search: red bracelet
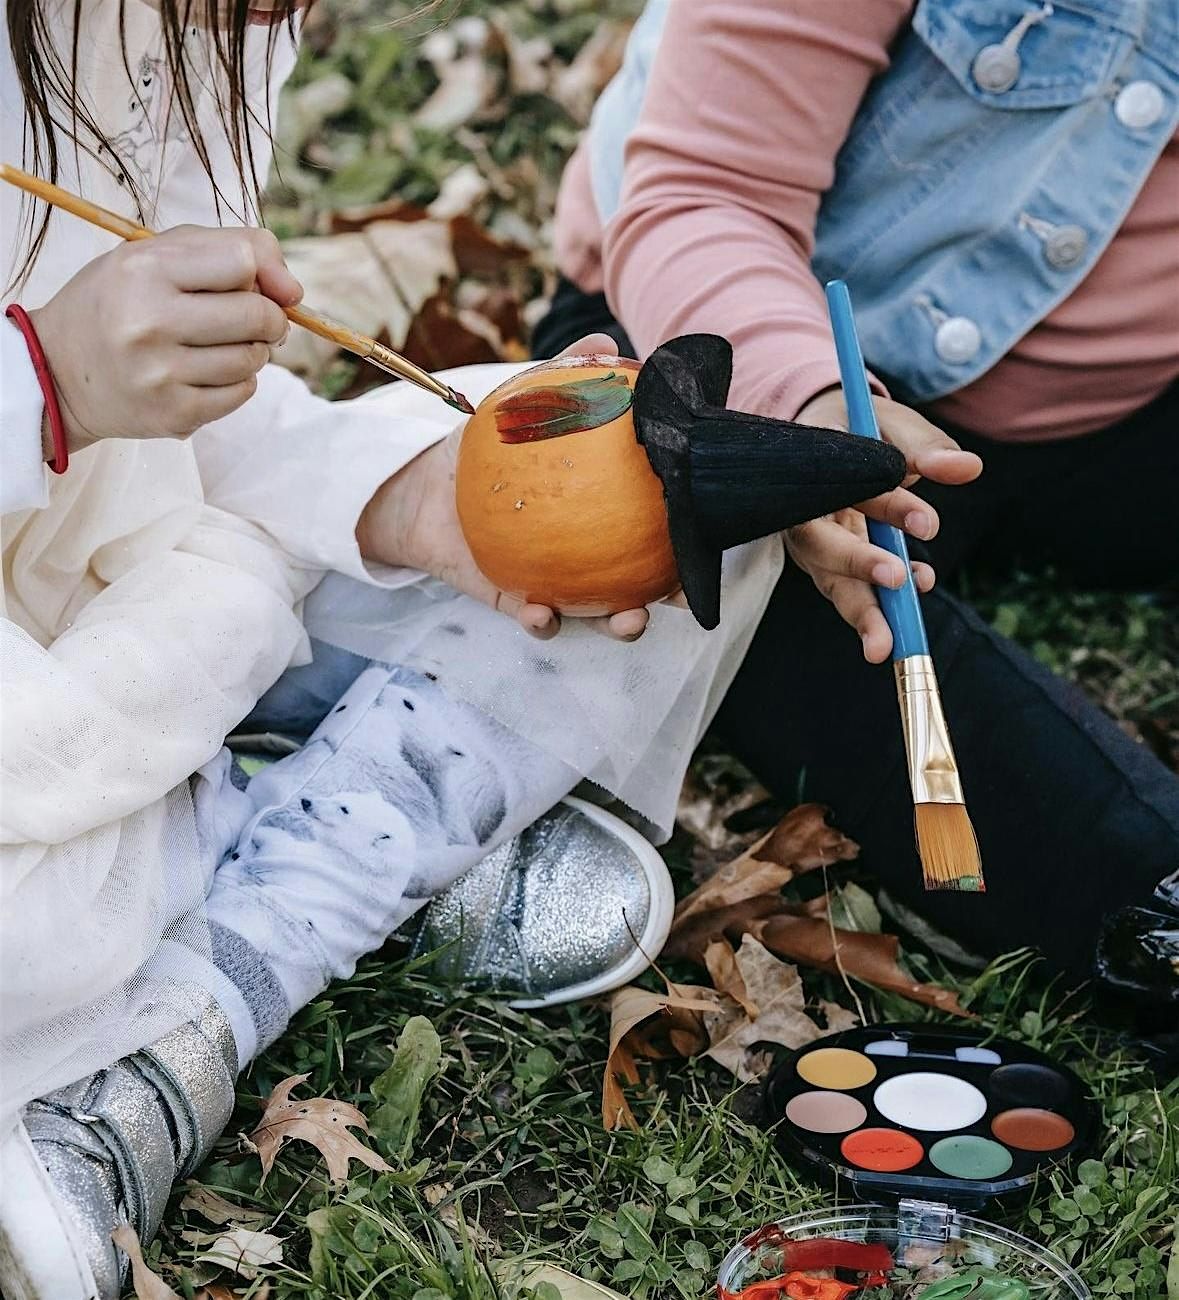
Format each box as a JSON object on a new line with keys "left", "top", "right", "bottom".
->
{"left": 5, "top": 303, "right": 68, "bottom": 474}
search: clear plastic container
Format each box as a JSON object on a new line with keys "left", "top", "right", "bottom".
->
{"left": 716, "top": 1202, "right": 1090, "bottom": 1297}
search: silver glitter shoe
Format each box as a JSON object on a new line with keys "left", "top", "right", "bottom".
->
{"left": 0, "top": 1000, "right": 237, "bottom": 1300}
{"left": 415, "top": 796, "right": 675, "bottom": 1008}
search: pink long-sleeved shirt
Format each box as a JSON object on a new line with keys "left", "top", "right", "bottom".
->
{"left": 555, "top": 1, "right": 1179, "bottom": 442}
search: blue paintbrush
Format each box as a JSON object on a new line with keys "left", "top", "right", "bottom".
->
{"left": 825, "top": 279, "right": 983, "bottom": 893}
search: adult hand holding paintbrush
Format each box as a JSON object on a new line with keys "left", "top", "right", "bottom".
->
{"left": 0, "top": 161, "right": 471, "bottom": 460}
{"left": 822, "top": 280, "right": 984, "bottom": 893}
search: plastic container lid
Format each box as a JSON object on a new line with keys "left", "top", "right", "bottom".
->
{"left": 716, "top": 1202, "right": 1090, "bottom": 1297}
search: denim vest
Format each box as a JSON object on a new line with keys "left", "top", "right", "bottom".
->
{"left": 587, "top": 0, "right": 1179, "bottom": 402}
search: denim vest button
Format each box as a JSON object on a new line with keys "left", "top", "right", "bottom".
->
{"left": 1115, "top": 81, "right": 1166, "bottom": 129}
{"left": 1044, "top": 225, "right": 1088, "bottom": 268}
{"left": 935, "top": 317, "right": 982, "bottom": 364}
{"left": 972, "top": 45, "right": 1021, "bottom": 94}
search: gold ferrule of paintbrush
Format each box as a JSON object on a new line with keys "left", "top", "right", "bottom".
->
{"left": 893, "top": 655, "right": 965, "bottom": 805}
{"left": 364, "top": 339, "right": 460, "bottom": 405}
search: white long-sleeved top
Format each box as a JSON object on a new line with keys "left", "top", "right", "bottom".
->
{"left": 0, "top": 0, "right": 455, "bottom": 1118}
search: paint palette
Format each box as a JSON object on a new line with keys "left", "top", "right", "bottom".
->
{"left": 764, "top": 1024, "right": 1096, "bottom": 1209}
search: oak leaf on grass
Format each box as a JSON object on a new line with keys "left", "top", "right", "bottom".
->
{"left": 702, "top": 936, "right": 860, "bottom": 1081}
{"left": 245, "top": 1073, "right": 394, "bottom": 1184}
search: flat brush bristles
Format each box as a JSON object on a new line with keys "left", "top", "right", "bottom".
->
{"left": 893, "top": 656, "right": 985, "bottom": 893}
{"left": 915, "top": 802, "right": 984, "bottom": 893}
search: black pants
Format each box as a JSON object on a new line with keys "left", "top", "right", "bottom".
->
{"left": 534, "top": 281, "right": 1179, "bottom": 988}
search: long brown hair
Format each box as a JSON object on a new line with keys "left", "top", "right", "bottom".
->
{"left": 6, "top": 0, "right": 446, "bottom": 278}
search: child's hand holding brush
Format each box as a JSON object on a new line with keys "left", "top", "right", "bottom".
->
{"left": 29, "top": 225, "right": 302, "bottom": 454}
{"left": 785, "top": 387, "right": 982, "bottom": 663}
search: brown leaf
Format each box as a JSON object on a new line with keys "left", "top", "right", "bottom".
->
{"left": 663, "top": 894, "right": 787, "bottom": 965}
{"left": 702, "top": 936, "right": 854, "bottom": 1081}
{"left": 180, "top": 1183, "right": 271, "bottom": 1228}
{"left": 111, "top": 1225, "right": 182, "bottom": 1300}
{"left": 449, "top": 213, "right": 531, "bottom": 277}
{"left": 603, "top": 985, "right": 719, "bottom": 1131}
{"left": 328, "top": 197, "right": 426, "bottom": 233}
{"left": 704, "top": 939, "right": 758, "bottom": 1017}
{"left": 245, "top": 1074, "right": 394, "bottom": 1184}
{"left": 757, "top": 803, "right": 861, "bottom": 872}
{"left": 274, "top": 221, "right": 456, "bottom": 383}
{"left": 750, "top": 914, "right": 970, "bottom": 1017}
{"left": 672, "top": 805, "right": 858, "bottom": 931}
{"left": 401, "top": 290, "right": 503, "bottom": 373}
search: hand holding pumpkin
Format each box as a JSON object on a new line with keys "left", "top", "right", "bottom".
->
{"left": 356, "top": 334, "right": 654, "bottom": 642}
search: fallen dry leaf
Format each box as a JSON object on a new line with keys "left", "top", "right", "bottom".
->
{"left": 702, "top": 936, "right": 859, "bottom": 1081}
{"left": 274, "top": 222, "right": 455, "bottom": 382}
{"left": 488, "top": 17, "right": 552, "bottom": 97}
{"left": 111, "top": 1224, "right": 182, "bottom": 1300}
{"left": 665, "top": 803, "right": 967, "bottom": 1017}
{"left": 416, "top": 54, "right": 499, "bottom": 131}
{"left": 673, "top": 804, "right": 859, "bottom": 930}
{"left": 427, "top": 162, "right": 490, "bottom": 221}
{"left": 750, "top": 913, "right": 970, "bottom": 1017}
{"left": 195, "top": 1228, "right": 283, "bottom": 1280}
{"left": 180, "top": 1184, "right": 271, "bottom": 1229}
{"left": 422, "top": 1180, "right": 497, "bottom": 1250}
{"left": 704, "top": 938, "right": 757, "bottom": 1017}
{"left": 664, "top": 894, "right": 786, "bottom": 965}
{"left": 676, "top": 753, "right": 773, "bottom": 880}
{"left": 551, "top": 21, "right": 632, "bottom": 124}
{"left": 603, "top": 984, "right": 719, "bottom": 1131}
{"left": 246, "top": 1073, "right": 394, "bottom": 1184}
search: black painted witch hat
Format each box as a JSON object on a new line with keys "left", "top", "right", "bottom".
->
{"left": 633, "top": 334, "right": 906, "bottom": 630}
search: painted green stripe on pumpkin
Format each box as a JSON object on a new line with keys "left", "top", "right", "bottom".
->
{"left": 496, "top": 373, "right": 633, "bottom": 443}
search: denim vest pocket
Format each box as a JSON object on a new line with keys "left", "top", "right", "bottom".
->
{"left": 913, "top": 0, "right": 1131, "bottom": 109}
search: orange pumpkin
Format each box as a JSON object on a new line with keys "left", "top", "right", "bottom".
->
{"left": 455, "top": 355, "right": 681, "bottom": 616}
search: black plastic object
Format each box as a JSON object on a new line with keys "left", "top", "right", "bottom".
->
{"left": 632, "top": 334, "right": 907, "bottom": 629}
{"left": 1094, "top": 870, "right": 1179, "bottom": 1074}
{"left": 764, "top": 1023, "right": 1097, "bottom": 1212}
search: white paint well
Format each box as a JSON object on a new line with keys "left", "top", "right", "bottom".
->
{"left": 873, "top": 1071, "right": 988, "bottom": 1132}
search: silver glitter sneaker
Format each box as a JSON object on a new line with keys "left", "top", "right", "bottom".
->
{"left": 0, "top": 1000, "right": 237, "bottom": 1300}
{"left": 415, "top": 797, "right": 675, "bottom": 1008}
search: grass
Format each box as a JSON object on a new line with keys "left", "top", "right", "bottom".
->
{"left": 154, "top": 938, "right": 1176, "bottom": 1297}
{"left": 147, "top": 0, "right": 1177, "bottom": 1293}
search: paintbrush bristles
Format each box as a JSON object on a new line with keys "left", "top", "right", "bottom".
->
{"left": 915, "top": 802, "right": 984, "bottom": 893}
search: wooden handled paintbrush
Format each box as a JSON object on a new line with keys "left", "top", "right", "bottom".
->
{"left": 825, "top": 279, "right": 983, "bottom": 893}
{"left": 0, "top": 162, "right": 474, "bottom": 416}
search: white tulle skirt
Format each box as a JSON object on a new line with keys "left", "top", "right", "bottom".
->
{"left": 304, "top": 365, "right": 784, "bottom": 841}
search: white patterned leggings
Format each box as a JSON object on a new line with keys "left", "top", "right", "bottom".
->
{"left": 199, "top": 643, "right": 576, "bottom": 1063}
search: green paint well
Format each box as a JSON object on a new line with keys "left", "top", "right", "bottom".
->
{"left": 928, "top": 1134, "right": 1014, "bottom": 1180}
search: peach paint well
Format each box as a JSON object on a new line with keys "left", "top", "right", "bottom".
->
{"left": 784, "top": 1091, "right": 868, "bottom": 1135}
